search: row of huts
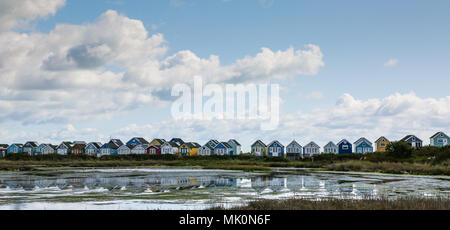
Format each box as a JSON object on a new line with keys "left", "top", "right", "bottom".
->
{"left": 0, "top": 138, "right": 242, "bottom": 158}
{"left": 0, "top": 132, "right": 449, "bottom": 158}
{"left": 251, "top": 132, "right": 449, "bottom": 158}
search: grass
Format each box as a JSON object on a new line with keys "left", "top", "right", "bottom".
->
{"left": 0, "top": 157, "right": 449, "bottom": 176}
{"left": 0, "top": 150, "right": 449, "bottom": 176}
{"left": 0, "top": 158, "right": 327, "bottom": 173}
{"left": 211, "top": 197, "right": 450, "bottom": 210}
{"left": 324, "top": 160, "right": 450, "bottom": 176}
{"left": 0, "top": 154, "right": 321, "bottom": 172}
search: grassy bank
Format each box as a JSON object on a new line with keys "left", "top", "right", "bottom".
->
{"left": 0, "top": 156, "right": 316, "bottom": 172}
{"left": 211, "top": 198, "right": 450, "bottom": 210}
{"left": 0, "top": 146, "right": 449, "bottom": 176}
{"left": 0, "top": 158, "right": 448, "bottom": 176}
{"left": 324, "top": 160, "right": 450, "bottom": 176}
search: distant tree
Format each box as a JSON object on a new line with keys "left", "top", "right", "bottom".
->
{"left": 386, "top": 141, "right": 413, "bottom": 158}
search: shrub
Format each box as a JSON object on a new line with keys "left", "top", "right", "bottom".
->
{"left": 5, "top": 153, "right": 98, "bottom": 161}
{"left": 422, "top": 145, "right": 450, "bottom": 164}
{"left": 386, "top": 141, "right": 413, "bottom": 158}
{"left": 263, "top": 156, "right": 289, "bottom": 162}
{"left": 5, "top": 153, "right": 33, "bottom": 161}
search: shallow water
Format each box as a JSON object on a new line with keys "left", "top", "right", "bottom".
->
{"left": 0, "top": 168, "right": 448, "bottom": 210}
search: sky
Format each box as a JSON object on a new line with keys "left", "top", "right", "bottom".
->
{"left": 0, "top": 0, "right": 449, "bottom": 151}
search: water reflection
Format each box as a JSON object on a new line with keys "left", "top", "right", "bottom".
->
{"left": 0, "top": 168, "right": 448, "bottom": 210}
{"left": 0, "top": 175, "right": 241, "bottom": 192}
{"left": 0, "top": 173, "right": 444, "bottom": 197}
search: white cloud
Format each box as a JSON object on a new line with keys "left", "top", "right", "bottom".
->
{"left": 1, "top": 124, "right": 102, "bottom": 144}
{"left": 5, "top": 92, "right": 449, "bottom": 151}
{"left": 109, "top": 92, "right": 450, "bottom": 152}
{"left": 0, "top": 0, "right": 65, "bottom": 31}
{"left": 384, "top": 58, "right": 399, "bottom": 67}
{"left": 231, "top": 45, "right": 324, "bottom": 82}
{"left": 0, "top": 10, "right": 324, "bottom": 125}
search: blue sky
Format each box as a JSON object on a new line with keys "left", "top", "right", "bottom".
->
{"left": 35, "top": 0, "right": 450, "bottom": 100}
{"left": 1, "top": 0, "right": 450, "bottom": 151}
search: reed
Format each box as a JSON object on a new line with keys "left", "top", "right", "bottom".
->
{"left": 211, "top": 197, "right": 450, "bottom": 210}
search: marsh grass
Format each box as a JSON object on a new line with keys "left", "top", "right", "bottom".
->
{"left": 0, "top": 154, "right": 320, "bottom": 172}
{"left": 1, "top": 150, "right": 449, "bottom": 175}
{"left": 211, "top": 197, "right": 450, "bottom": 210}
{"left": 326, "top": 161, "right": 450, "bottom": 176}
{"left": 1, "top": 158, "right": 449, "bottom": 175}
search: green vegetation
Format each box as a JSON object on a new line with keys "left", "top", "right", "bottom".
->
{"left": 324, "top": 161, "right": 450, "bottom": 176}
{"left": 0, "top": 154, "right": 302, "bottom": 172}
{"left": 386, "top": 141, "right": 413, "bottom": 158}
{"left": 0, "top": 145, "right": 449, "bottom": 175}
{"left": 211, "top": 197, "right": 450, "bottom": 210}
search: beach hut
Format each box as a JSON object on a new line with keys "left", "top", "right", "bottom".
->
{"left": 354, "top": 137, "right": 374, "bottom": 154}
{"left": 430, "top": 132, "right": 450, "bottom": 147}
{"left": 400, "top": 135, "right": 423, "bottom": 148}
{"left": 227, "top": 139, "right": 242, "bottom": 155}
{"left": 303, "top": 142, "right": 320, "bottom": 157}
{"left": 323, "top": 141, "right": 338, "bottom": 154}
{"left": 267, "top": 141, "right": 285, "bottom": 157}
{"left": 375, "top": 136, "right": 390, "bottom": 152}
{"left": 251, "top": 140, "right": 267, "bottom": 156}
{"left": 337, "top": 139, "right": 352, "bottom": 154}
{"left": 286, "top": 140, "right": 302, "bottom": 160}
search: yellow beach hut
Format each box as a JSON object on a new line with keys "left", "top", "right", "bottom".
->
{"left": 375, "top": 136, "right": 390, "bottom": 152}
